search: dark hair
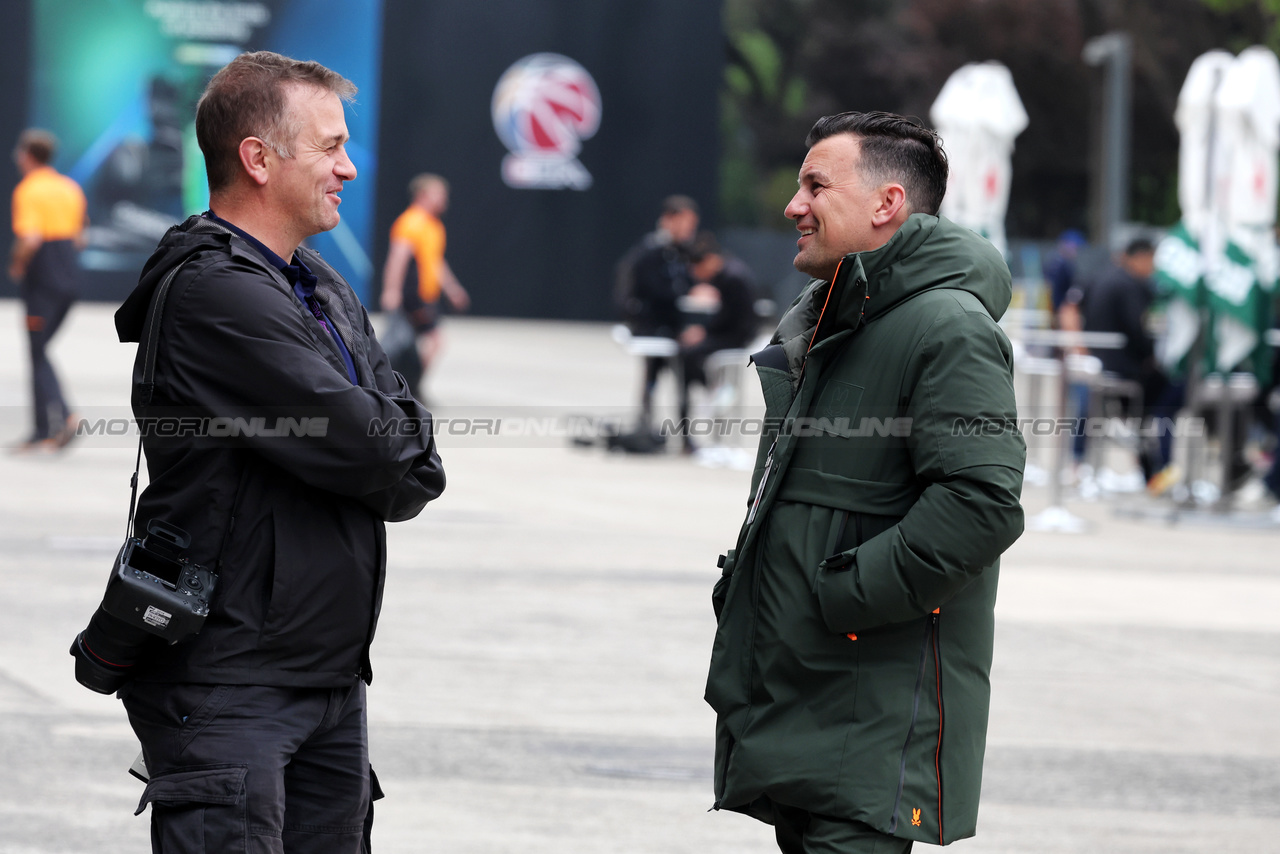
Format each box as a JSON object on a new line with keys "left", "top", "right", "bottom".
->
{"left": 661, "top": 194, "right": 699, "bottom": 216}
{"left": 196, "top": 51, "right": 356, "bottom": 192}
{"left": 805, "top": 111, "right": 949, "bottom": 216}
{"left": 688, "top": 230, "right": 721, "bottom": 262}
{"left": 16, "top": 129, "right": 57, "bottom": 165}
{"left": 1123, "top": 237, "right": 1155, "bottom": 256}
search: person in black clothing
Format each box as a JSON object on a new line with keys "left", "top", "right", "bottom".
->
{"left": 678, "top": 231, "right": 759, "bottom": 445}
{"left": 1044, "top": 229, "right": 1086, "bottom": 314}
{"left": 616, "top": 195, "right": 700, "bottom": 421}
{"left": 1070, "top": 237, "right": 1177, "bottom": 481}
{"left": 72, "top": 52, "right": 444, "bottom": 853}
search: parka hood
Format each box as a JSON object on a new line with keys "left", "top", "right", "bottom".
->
{"left": 859, "top": 213, "right": 1012, "bottom": 323}
{"left": 768, "top": 215, "right": 1012, "bottom": 381}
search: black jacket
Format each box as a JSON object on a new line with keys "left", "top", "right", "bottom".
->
{"left": 617, "top": 232, "right": 691, "bottom": 337}
{"left": 114, "top": 215, "right": 445, "bottom": 688}
{"left": 1079, "top": 263, "right": 1156, "bottom": 378}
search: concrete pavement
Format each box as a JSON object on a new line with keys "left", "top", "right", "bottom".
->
{"left": 0, "top": 300, "right": 1277, "bottom": 853}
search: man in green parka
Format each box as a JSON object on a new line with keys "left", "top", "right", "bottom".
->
{"left": 705, "top": 111, "right": 1026, "bottom": 853}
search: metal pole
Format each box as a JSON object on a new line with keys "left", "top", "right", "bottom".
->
{"left": 1084, "top": 33, "right": 1134, "bottom": 249}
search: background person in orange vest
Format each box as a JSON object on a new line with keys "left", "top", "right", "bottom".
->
{"left": 9, "top": 129, "right": 86, "bottom": 452}
{"left": 380, "top": 173, "right": 469, "bottom": 398}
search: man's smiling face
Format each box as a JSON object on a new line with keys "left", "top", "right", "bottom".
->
{"left": 784, "top": 134, "right": 884, "bottom": 282}
{"left": 270, "top": 83, "right": 356, "bottom": 243}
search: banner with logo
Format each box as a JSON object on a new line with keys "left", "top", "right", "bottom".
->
{"left": 1153, "top": 221, "right": 1204, "bottom": 374}
{"left": 492, "top": 53, "right": 601, "bottom": 191}
{"left": 1208, "top": 228, "right": 1276, "bottom": 383}
{"left": 23, "top": 0, "right": 382, "bottom": 302}
{"left": 376, "top": 0, "right": 721, "bottom": 321}
{"left": 1161, "top": 47, "right": 1280, "bottom": 386}
{"left": 1154, "top": 220, "right": 1275, "bottom": 385}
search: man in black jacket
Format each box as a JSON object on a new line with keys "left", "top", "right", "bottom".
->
{"left": 1069, "top": 237, "right": 1175, "bottom": 481}
{"left": 74, "top": 52, "right": 445, "bottom": 852}
{"left": 616, "top": 195, "right": 700, "bottom": 423}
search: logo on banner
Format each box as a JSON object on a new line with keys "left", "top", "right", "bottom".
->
{"left": 491, "top": 53, "right": 601, "bottom": 191}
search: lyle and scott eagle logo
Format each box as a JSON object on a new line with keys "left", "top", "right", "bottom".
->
{"left": 911, "top": 808, "right": 923, "bottom": 827}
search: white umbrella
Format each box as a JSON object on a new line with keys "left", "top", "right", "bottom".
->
{"left": 1156, "top": 50, "right": 1234, "bottom": 370}
{"left": 1173, "top": 50, "right": 1234, "bottom": 241}
{"left": 1156, "top": 47, "right": 1280, "bottom": 374}
{"left": 930, "top": 62, "right": 1029, "bottom": 256}
{"left": 1209, "top": 46, "right": 1280, "bottom": 372}
{"left": 1217, "top": 46, "right": 1280, "bottom": 228}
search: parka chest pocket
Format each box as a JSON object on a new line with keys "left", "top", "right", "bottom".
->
{"left": 810, "top": 381, "right": 864, "bottom": 437}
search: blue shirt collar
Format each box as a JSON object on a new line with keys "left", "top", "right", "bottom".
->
{"left": 203, "top": 210, "right": 359, "bottom": 385}
{"left": 204, "top": 211, "right": 319, "bottom": 295}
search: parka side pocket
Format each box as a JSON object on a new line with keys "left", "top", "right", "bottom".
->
{"left": 813, "top": 550, "right": 861, "bottom": 633}
{"left": 712, "top": 550, "right": 736, "bottom": 620}
{"left": 812, "top": 510, "right": 853, "bottom": 596}
{"left": 136, "top": 764, "right": 249, "bottom": 853}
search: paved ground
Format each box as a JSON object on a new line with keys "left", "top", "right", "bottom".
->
{"left": 0, "top": 300, "right": 1277, "bottom": 853}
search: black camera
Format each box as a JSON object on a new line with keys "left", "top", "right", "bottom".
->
{"left": 103, "top": 520, "right": 216, "bottom": 641}
{"left": 70, "top": 520, "right": 218, "bottom": 694}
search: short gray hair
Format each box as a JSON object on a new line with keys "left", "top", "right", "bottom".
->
{"left": 196, "top": 50, "right": 356, "bottom": 192}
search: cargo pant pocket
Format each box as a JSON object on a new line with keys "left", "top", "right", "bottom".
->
{"left": 135, "top": 764, "right": 249, "bottom": 853}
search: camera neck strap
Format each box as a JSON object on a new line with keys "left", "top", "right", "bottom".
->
{"left": 126, "top": 258, "right": 190, "bottom": 541}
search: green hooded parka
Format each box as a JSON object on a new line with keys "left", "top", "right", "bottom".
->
{"left": 705, "top": 214, "right": 1026, "bottom": 846}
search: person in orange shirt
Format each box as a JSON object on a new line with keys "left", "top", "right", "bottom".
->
{"left": 10, "top": 129, "right": 87, "bottom": 451}
{"left": 380, "top": 174, "right": 469, "bottom": 397}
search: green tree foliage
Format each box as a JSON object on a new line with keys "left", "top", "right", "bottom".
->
{"left": 721, "top": 0, "right": 819, "bottom": 228}
{"left": 1199, "top": 0, "right": 1280, "bottom": 52}
{"left": 721, "top": 0, "right": 1274, "bottom": 237}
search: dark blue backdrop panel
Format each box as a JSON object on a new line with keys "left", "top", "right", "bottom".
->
{"left": 377, "top": 0, "right": 722, "bottom": 321}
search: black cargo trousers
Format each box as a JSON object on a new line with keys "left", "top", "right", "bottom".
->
{"left": 120, "top": 681, "right": 382, "bottom": 853}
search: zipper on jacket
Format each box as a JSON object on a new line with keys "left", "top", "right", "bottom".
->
{"left": 746, "top": 438, "right": 777, "bottom": 525}
{"left": 737, "top": 511, "right": 775, "bottom": 743}
{"left": 888, "top": 613, "right": 937, "bottom": 833}
{"left": 213, "top": 461, "right": 252, "bottom": 572}
{"left": 931, "top": 612, "right": 945, "bottom": 844}
{"left": 711, "top": 737, "right": 735, "bottom": 811}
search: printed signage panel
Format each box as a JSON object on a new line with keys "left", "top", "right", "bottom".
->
{"left": 377, "top": 0, "right": 721, "bottom": 321}
{"left": 27, "top": 0, "right": 383, "bottom": 302}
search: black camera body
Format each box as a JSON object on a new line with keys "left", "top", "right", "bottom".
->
{"left": 71, "top": 520, "right": 218, "bottom": 694}
{"left": 102, "top": 521, "right": 217, "bottom": 642}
